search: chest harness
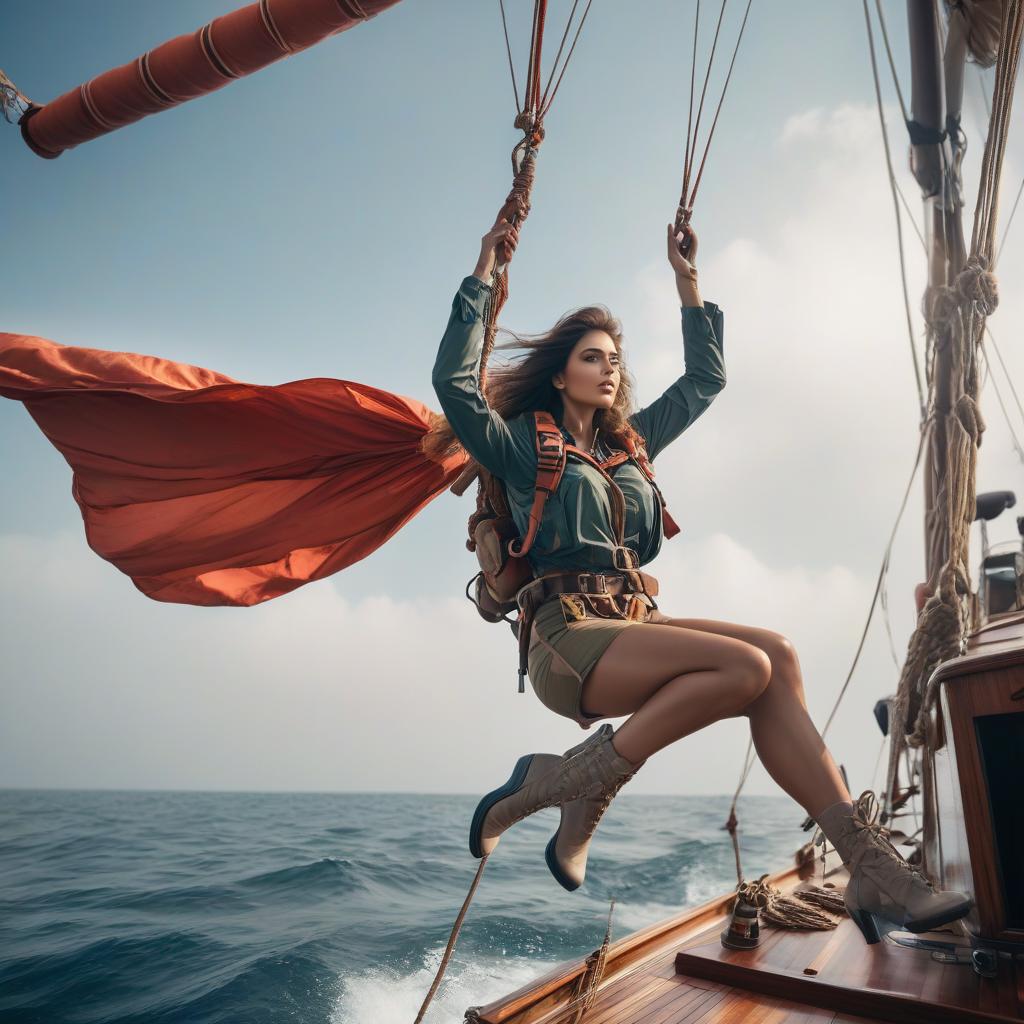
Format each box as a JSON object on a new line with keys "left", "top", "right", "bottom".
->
{"left": 466, "top": 410, "right": 681, "bottom": 690}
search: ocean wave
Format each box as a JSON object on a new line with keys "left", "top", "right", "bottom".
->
{"left": 0, "top": 790, "right": 803, "bottom": 1023}
{"left": 332, "top": 945, "right": 554, "bottom": 1024}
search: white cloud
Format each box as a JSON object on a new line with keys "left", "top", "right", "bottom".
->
{"left": 5, "top": 101, "right": 1024, "bottom": 806}
{"left": 0, "top": 526, "right": 890, "bottom": 800}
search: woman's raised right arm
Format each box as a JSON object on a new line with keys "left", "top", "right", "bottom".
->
{"left": 431, "top": 273, "right": 536, "bottom": 490}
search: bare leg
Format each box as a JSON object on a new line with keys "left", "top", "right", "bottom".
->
{"left": 581, "top": 612, "right": 850, "bottom": 819}
{"left": 580, "top": 621, "right": 773, "bottom": 762}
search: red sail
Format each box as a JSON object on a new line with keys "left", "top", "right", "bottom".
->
{"left": 20, "top": 0, "right": 403, "bottom": 159}
{"left": 0, "top": 332, "right": 468, "bottom": 606}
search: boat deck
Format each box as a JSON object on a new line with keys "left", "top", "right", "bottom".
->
{"left": 466, "top": 865, "right": 1023, "bottom": 1024}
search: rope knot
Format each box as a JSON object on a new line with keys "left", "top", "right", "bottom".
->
{"left": 513, "top": 112, "right": 545, "bottom": 145}
{"left": 955, "top": 256, "right": 998, "bottom": 314}
{"left": 922, "top": 284, "right": 959, "bottom": 328}
{"left": 954, "top": 392, "right": 984, "bottom": 443}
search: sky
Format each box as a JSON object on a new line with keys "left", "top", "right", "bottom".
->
{"left": 2, "top": 1, "right": 1023, "bottom": 807}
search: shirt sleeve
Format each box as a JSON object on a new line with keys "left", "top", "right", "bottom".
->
{"left": 431, "top": 275, "right": 537, "bottom": 490}
{"left": 628, "top": 300, "right": 726, "bottom": 462}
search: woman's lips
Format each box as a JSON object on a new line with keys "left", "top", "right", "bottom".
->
{"left": 599, "top": 383, "right": 615, "bottom": 392}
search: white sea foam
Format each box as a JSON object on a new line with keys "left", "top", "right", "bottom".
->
{"left": 681, "top": 865, "right": 727, "bottom": 908}
{"left": 331, "top": 946, "right": 558, "bottom": 1024}
{"left": 612, "top": 900, "right": 686, "bottom": 932}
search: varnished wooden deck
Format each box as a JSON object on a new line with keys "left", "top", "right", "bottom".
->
{"left": 465, "top": 863, "right": 1023, "bottom": 1024}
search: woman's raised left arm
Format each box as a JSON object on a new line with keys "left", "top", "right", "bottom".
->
{"left": 628, "top": 223, "right": 726, "bottom": 461}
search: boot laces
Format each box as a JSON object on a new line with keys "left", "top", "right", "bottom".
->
{"left": 579, "top": 771, "right": 636, "bottom": 837}
{"left": 518, "top": 736, "right": 608, "bottom": 817}
{"left": 850, "top": 791, "right": 933, "bottom": 890}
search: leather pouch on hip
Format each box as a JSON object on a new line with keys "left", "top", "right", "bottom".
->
{"left": 558, "top": 592, "right": 649, "bottom": 626}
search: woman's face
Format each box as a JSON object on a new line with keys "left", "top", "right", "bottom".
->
{"left": 553, "top": 329, "right": 621, "bottom": 408}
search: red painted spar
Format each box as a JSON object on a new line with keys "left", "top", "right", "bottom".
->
{"left": 19, "top": 0, "right": 403, "bottom": 159}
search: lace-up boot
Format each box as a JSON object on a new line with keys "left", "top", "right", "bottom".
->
{"left": 469, "top": 726, "right": 638, "bottom": 859}
{"left": 544, "top": 724, "right": 645, "bottom": 890}
{"left": 814, "top": 792, "right": 972, "bottom": 944}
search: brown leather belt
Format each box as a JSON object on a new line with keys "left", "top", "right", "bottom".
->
{"left": 513, "top": 569, "right": 660, "bottom": 692}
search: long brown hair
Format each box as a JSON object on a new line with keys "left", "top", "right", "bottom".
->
{"left": 421, "top": 305, "right": 643, "bottom": 550}
{"left": 422, "top": 304, "right": 642, "bottom": 461}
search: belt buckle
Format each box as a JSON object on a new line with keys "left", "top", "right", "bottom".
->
{"left": 611, "top": 546, "right": 639, "bottom": 571}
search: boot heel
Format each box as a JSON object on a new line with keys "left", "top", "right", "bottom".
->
{"left": 469, "top": 754, "right": 536, "bottom": 858}
{"left": 849, "top": 907, "right": 882, "bottom": 945}
{"left": 544, "top": 828, "right": 579, "bottom": 892}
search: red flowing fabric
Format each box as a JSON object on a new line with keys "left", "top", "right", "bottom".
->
{"left": 0, "top": 333, "right": 468, "bottom": 606}
{"left": 21, "top": 0, "right": 404, "bottom": 159}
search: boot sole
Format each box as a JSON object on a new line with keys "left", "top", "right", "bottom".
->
{"left": 469, "top": 754, "right": 536, "bottom": 859}
{"left": 544, "top": 827, "right": 581, "bottom": 892}
{"left": 849, "top": 897, "right": 974, "bottom": 944}
{"left": 903, "top": 896, "right": 974, "bottom": 934}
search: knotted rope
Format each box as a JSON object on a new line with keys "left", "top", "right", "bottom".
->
{"left": 734, "top": 875, "right": 845, "bottom": 931}
{"left": 422, "top": 0, "right": 594, "bottom": 485}
{"left": 884, "top": 0, "right": 1022, "bottom": 831}
{"left": 562, "top": 900, "right": 615, "bottom": 1024}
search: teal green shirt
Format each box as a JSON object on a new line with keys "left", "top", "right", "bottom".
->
{"left": 431, "top": 275, "right": 725, "bottom": 576}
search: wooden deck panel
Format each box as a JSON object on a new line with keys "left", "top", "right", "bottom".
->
{"left": 465, "top": 858, "right": 1023, "bottom": 1024}
{"left": 469, "top": 864, "right": 874, "bottom": 1024}
{"left": 516, "top": 923, "right": 888, "bottom": 1024}
{"left": 673, "top": 900, "right": 1023, "bottom": 1024}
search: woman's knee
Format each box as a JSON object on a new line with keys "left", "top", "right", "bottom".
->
{"left": 759, "top": 630, "right": 806, "bottom": 702}
{"left": 729, "top": 646, "right": 772, "bottom": 710}
{"left": 761, "top": 630, "right": 799, "bottom": 675}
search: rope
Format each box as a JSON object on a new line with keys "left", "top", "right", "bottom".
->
{"left": 682, "top": 0, "right": 727, "bottom": 209}
{"left": 683, "top": 2, "right": 700, "bottom": 197}
{"left": 498, "top": 0, "right": 521, "bottom": 112}
{"left": 979, "top": 337, "right": 1024, "bottom": 465}
{"left": 0, "top": 68, "right": 32, "bottom": 123}
{"left": 985, "top": 326, "right": 1024, "bottom": 436}
{"left": 413, "top": 854, "right": 490, "bottom": 1024}
{"left": 685, "top": 0, "right": 754, "bottom": 216}
{"left": 886, "top": 3, "right": 1022, "bottom": 813}
{"left": 675, "top": 0, "right": 755, "bottom": 230}
{"left": 721, "top": 737, "right": 756, "bottom": 886}
{"left": 560, "top": 900, "right": 615, "bottom": 1024}
{"left": 863, "top": 0, "right": 927, "bottom": 422}
{"left": 538, "top": 0, "right": 594, "bottom": 120}
{"left": 719, "top": 5, "right": 931, "bottom": 792}
{"left": 823, "top": 411, "right": 931, "bottom": 742}
{"left": 425, "top": 0, "right": 595, "bottom": 471}
{"left": 995, "top": 173, "right": 1024, "bottom": 264}
{"left": 873, "top": 0, "right": 910, "bottom": 122}
{"left": 735, "top": 874, "right": 844, "bottom": 930}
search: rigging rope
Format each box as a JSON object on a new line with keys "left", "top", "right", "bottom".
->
{"left": 980, "top": 339, "right": 1024, "bottom": 465}
{"left": 416, "top": 8, "right": 604, "bottom": 1013}
{"left": 985, "top": 326, "right": 1024, "bottom": 434}
{"left": 864, "top": 0, "right": 928, "bottom": 421}
{"left": 675, "top": 0, "right": 754, "bottom": 237}
{"left": 413, "top": 854, "right": 490, "bottom": 1024}
{"left": 885, "top": 0, "right": 1024, "bottom": 839}
{"left": 423, "top": 0, "right": 593, "bottom": 481}
{"left": 874, "top": 0, "right": 910, "bottom": 122}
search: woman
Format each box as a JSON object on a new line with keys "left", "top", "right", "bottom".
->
{"left": 432, "top": 211, "right": 972, "bottom": 945}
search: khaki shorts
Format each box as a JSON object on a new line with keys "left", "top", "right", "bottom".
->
{"left": 526, "top": 591, "right": 656, "bottom": 729}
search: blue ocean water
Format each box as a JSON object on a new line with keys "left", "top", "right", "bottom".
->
{"left": 0, "top": 789, "right": 805, "bottom": 1023}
